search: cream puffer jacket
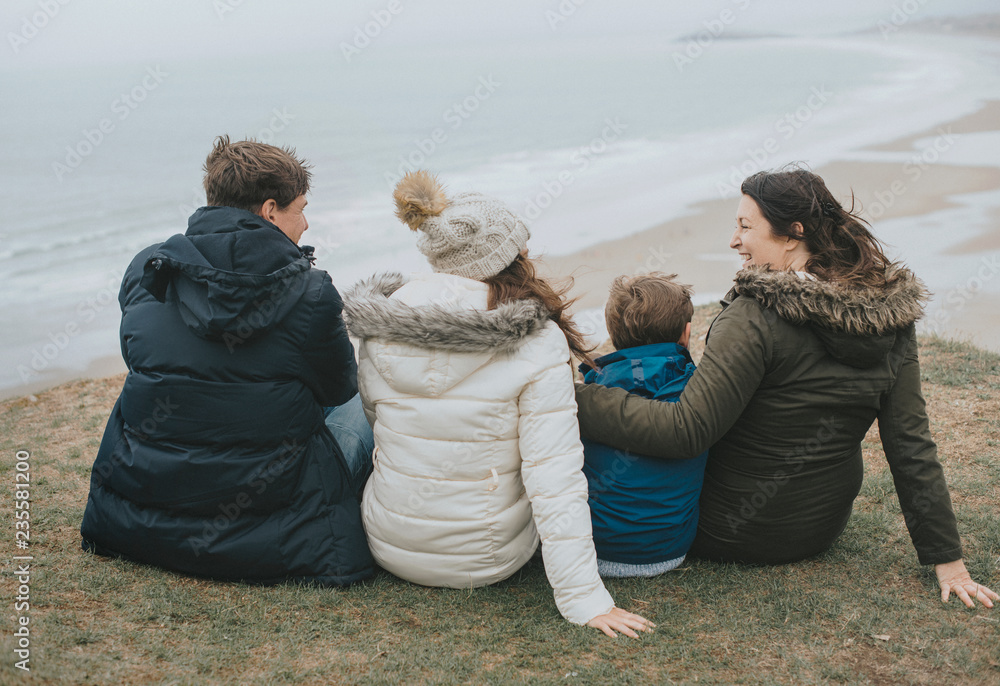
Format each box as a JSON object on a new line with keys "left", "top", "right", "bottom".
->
{"left": 342, "top": 271, "right": 615, "bottom": 625}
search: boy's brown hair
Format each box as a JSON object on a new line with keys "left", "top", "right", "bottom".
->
{"left": 605, "top": 272, "right": 693, "bottom": 350}
{"left": 202, "top": 135, "right": 312, "bottom": 213}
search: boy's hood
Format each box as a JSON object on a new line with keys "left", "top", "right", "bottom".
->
{"left": 342, "top": 272, "right": 551, "bottom": 396}
{"left": 139, "top": 206, "right": 314, "bottom": 342}
{"left": 582, "top": 342, "right": 696, "bottom": 400}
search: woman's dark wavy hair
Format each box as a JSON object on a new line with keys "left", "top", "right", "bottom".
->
{"left": 741, "top": 165, "right": 891, "bottom": 287}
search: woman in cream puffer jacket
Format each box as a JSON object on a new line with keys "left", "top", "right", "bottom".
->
{"left": 341, "top": 171, "right": 652, "bottom": 636}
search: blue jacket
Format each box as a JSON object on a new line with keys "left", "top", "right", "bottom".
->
{"left": 580, "top": 342, "right": 707, "bottom": 564}
{"left": 80, "top": 206, "right": 374, "bottom": 585}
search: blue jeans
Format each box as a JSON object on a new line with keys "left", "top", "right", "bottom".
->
{"left": 323, "top": 394, "right": 374, "bottom": 494}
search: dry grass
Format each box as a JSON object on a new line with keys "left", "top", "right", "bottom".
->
{"left": 0, "top": 305, "right": 997, "bottom": 685}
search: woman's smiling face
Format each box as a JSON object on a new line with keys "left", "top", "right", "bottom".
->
{"left": 731, "top": 194, "right": 795, "bottom": 269}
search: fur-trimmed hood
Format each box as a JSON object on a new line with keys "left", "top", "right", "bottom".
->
{"left": 729, "top": 265, "right": 928, "bottom": 368}
{"left": 733, "top": 265, "right": 927, "bottom": 335}
{"left": 342, "top": 272, "right": 551, "bottom": 354}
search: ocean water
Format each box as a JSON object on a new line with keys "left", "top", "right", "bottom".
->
{"left": 2, "top": 29, "right": 999, "bottom": 397}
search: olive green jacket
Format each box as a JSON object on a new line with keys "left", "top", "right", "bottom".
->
{"left": 575, "top": 266, "right": 962, "bottom": 566}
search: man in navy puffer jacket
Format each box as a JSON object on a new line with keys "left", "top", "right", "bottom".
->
{"left": 80, "top": 136, "right": 374, "bottom": 585}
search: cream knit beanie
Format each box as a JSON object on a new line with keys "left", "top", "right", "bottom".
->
{"left": 393, "top": 171, "right": 530, "bottom": 281}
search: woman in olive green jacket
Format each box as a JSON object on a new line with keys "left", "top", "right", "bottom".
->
{"left": 576, "top": 167, "right": 997, "bottom": 608}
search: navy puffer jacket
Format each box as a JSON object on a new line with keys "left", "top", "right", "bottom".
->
{"left": 81, "top": 206, "right": 374, "bottom": 585}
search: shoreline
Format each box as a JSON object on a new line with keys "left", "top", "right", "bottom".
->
{"left": 5, "top": 101, "right": 1000, "bottom": 401}
{"left": 9, "top": 354, "right": 127, "bottom": 401}
{"left": 539, "top": 99, "right": 1000, "bottom": 353}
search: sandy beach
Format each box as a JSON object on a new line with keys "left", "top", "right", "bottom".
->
{"left": 539, "top": 98, "right": 1000, "bottom": 353}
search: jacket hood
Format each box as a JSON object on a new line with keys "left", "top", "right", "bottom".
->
{"left": 343, "top": 272, "right": 552, "bottom": 397}
{"left": 139, "top": 207, "right": 314, "bottom": 341}
{"left": 581, "top": 342, "right": 696, "bottom": 401}
{"left": 343, "top": 272, "right": 551, "bottom": 354}
{"left": 731, "top": 265, "right": 928, "bottom": 368}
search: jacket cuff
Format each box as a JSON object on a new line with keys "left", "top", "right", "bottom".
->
{"left": 558, "top": 586, "right": 616, "bottom": 626}
{"left": 916, "top": 545, "right": 963, "bottom": 566}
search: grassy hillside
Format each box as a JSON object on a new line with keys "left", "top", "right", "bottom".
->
{"left": 1, "top": 304, "right": 998, "bottom": 685}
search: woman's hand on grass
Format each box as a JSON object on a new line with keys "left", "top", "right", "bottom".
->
{"left": 586, "top": 607, "right": 656, "bottom": 638}
{"left": 934, "top": 559, "right": 998, "bottom": 608}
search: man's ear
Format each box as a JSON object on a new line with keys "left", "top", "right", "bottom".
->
{"left": 679, "top": 321, "right": 692, "bottom": 348}
{"left": 257, "top": 199, "right": 278, "bottom": 223}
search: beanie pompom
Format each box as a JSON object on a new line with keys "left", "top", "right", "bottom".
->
{"left": 394, "top": 170, "right": 449, "bottom": 231}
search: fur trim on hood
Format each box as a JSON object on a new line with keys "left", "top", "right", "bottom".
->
{"left": 342, "top": 272, "right": 552, "bottom": 354}
{"left": 733, "top": 265, "right": 928, "bottom": 336}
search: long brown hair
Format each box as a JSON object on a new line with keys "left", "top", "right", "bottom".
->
{"left": 484, "top": 254, "right": 595, "bottom": 366}
{"left": 741, "top": 165, "right": 891, "bottom": 287}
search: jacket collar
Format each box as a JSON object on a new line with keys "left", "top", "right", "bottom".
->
{"left": 187, "top": 205, "right": 282, "bottom": 237}
{"left": 186, "top": 206, "right": 315, "bottom": 262}
{"left": 584, "top": 342, "right": 692, "bottom": 371}
{"left": 581, "top": 342, "right": 696, "bottom": 400}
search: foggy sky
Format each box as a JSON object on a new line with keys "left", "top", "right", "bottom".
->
{"left": 3, "top": 0, "right": 996, "bottom": 70}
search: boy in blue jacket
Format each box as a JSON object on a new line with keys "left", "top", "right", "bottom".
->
{"left": 580, "top": 273, "right": 708, "bottom": 577}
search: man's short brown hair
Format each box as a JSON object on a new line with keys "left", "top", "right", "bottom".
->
{"left": 605, "top": 273, "right": 694, "bottom": 350}
{"left": 202, "top": 135, "right": 312, "bottom": 213}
